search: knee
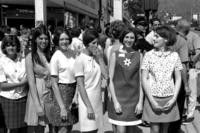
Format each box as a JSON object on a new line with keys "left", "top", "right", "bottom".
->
{"left": 151, "top": 126, "right": 160, "bottom": 133}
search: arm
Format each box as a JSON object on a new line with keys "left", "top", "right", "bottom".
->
{"left": 108, "top": 52, "right": 122, "bottom": 113}
{"left": 172, "top": 70, "right": 182, "bottom": 101}
{"left": 181, "top": 62, "right": 190, "bottom": 95}
{"left": 51, "top": 76, "right": 68, "bottom": 120}
{"left": 25, "top": 54, "right": 44, "bottom": 115}
{"left": 76, "top": 76, "right": 95, "bottom": 119}
{"left": 0, "top": 81, "right": 27, "bottom": 91}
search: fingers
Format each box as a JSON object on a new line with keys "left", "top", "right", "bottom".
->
{"left": 61, "top": 115, "right": 68, "bottom": 122}
{"left": 115, "top": 107, "right": 122, "bottom": 114}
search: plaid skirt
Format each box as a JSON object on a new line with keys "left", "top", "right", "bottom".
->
{"left": 0, "top": 96, "right": 27, "bottom": 129}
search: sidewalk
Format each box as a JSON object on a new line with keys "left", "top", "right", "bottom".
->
{"left": 72, "top": 102, "right": 200, "bottom": 133}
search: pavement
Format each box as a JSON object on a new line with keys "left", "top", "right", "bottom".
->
{"left": 72, "top": 101, "right": 200, "bottom": 133}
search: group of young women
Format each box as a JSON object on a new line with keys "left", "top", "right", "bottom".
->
{"left": 0, "top": 20, "right": 183, "bottom": 133}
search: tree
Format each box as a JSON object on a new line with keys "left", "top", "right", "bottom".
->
{"left": 126, "top": 0, "right": 144, "bottom": 20}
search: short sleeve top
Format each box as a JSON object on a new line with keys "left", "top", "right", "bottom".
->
{"left": 0, "top": 56, "right": 27, "bottom": 99}
{"left": 50, "top": 50, "right": 76, "bottom": 84}
{"left": 74, "top": 53, "right": 101, "bottom": 92}
{"left": 141, "top": 49, "right": 183, "bottom": 97}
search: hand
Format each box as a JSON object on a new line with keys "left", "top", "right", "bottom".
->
{"left": 135, "top": 101, "right": 143, "bottom": 115}
{"left": 60, "top": 107, "right": 68, "bottom": 122}
{"left": 114, "top": 101, "right": 122, "bottom": 114}
{"left": 185, "top": 86, "right": 191, "bottom": 96}
{"left": 87, "top": 106, "right": 95, "bottom": 120}
{"left": 151, "top": 100, "right": 163, "bottom": 112}
{"left": 163, "top": 98, "right": 176, "bottom": 111}
{"left": 37, "top": 106, "right": 45, "bottom": 116}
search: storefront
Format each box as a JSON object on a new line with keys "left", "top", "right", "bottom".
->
{"left": 0, "top": 0, "right": 101, "bottom": 29}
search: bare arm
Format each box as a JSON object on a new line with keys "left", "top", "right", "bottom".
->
{"left": 172, "top": 70, "right": 182, "bottom": 101}
{"left": 0, "top": 81, "right": 26, "bottom": 91}
{"left": 25, "top": 54, "right": 43, "bottom": 114}
{"left": 51, "top": 76, "right": 66, "bottom": 110}
{"left": 76, "top": 76, "right": 95, "bottom": 119}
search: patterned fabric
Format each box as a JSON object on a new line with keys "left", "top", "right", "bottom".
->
{"left": 44, "top": 83, "right": 77, "bottom": 126}
{"left": 0, "top": 96, "right": 27, "bottom": 129}
{"left": 141, "top": 49, "right": 183, "bottom": 97}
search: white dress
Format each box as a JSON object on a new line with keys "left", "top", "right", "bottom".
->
{"left": 74, "top": 53, "right": 103, "bottom": 132}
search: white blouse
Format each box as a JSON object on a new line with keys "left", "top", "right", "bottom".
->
{"left": 0, "top": 55, "right": 27, "bottom": 99}
{"left": 50, "top": 50, "right": 76, "bottom": 84}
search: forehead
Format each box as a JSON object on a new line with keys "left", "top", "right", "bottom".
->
{"left": 153, "top": 21, "right": 160, "bottom": 25}
{"left": 125, "top": 32, "right": 135, "bottom": 37}
{"left": 60, "top": 33, "right": 69, "bottom": 38}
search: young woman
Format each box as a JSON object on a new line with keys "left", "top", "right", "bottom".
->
{"left": 45, "top": 28, "right": 77, "bottom": 133}
{"left": 107, "top": 27, "right": 143, "bottom": 133}
{"left": 25, "top": 25, "right": 51, "bottom": 133}
{"left": 141, "top": 25, "right": 182, "bottom": 133}
{"left": 74, "top": 29, "right": 108, "bottom": 133}
{"left": 0, "top": 34, "right": 28, "bottom": 133}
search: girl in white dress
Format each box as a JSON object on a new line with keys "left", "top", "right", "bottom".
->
{"left": 74, "top": 29, "right": 108, "bottom": 133}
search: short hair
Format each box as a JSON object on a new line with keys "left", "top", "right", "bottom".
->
{"left": 1, "top": 35, "right": 21, "bottom": 55}
{"left": 82, "top": 29, "right": 99, "bottom": 47}
{"left": 176, "top": 19, "right": 190, "bottom": 35}
{"left": 53, "top": 27, "right": 72, "bottom": 46}
{"left": 109, "top": 20, "right": 126, "bottom": 39}
{"left": 119, "top": 26, "right": 138, "bottom": 50}
{"left": 155, "top": 25, "right": 177, "bottom": 46}
{"left": 150, "top": 18, "right": 160, "bottom": 25}
{"left": 71, "top": 26, "right": 81, "bottom": 38}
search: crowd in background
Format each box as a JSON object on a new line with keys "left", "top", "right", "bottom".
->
{"left": 0, "top": 17, "right": 200, "bottom": 133}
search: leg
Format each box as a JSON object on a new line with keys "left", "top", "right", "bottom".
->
{"left": 82, "top": 129, "right": 98, "bottom": 133}
{"left": 35, "top": 125, "right": 45, "bottom": 133}
{"left": 161, "top": 123, "right": 169, "bottom": 133}
{"left": 112, "top": 125, "right": 117, "bottom": 133}
{"left": 150, "top": 123, "right": 160, "bottom": 133}
{"left": 115, "top": 125, "right": 126, "bottom": 133}
{"left": 58, "top": 125, "right": 73, "bottom": 133}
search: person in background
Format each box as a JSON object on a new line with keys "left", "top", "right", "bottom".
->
{"left": 108, "top": 26, "right": 143, "bottom": 133}
{"left": 168, "top": 19, "right": 190, "bottom": 133}
{"left": 141, "top": 25, "right": 182, "bottom": 133}
{"left": 25, "top": 25, "right": 51, "bottom": 133}
{"left": 0, "top": 34, "right": 28, "bottom": 133}
{"left": 145, "top": 18, "right": 161, "bottom": 45}
{"left": 69, "top": 26, "right": 85, "bottom": 55}
{"left": 45, "top": 27, "right": 77, "bottom": 133}
{"left": 0, "top": 28, "right": 5, "bottom": 57}
{"left": 74, "top": 29, "right": 108, "bottom": 133}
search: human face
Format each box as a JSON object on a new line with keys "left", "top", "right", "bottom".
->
{"left": 123, "top": 32, "right": 135, "bottom": 48}
{"left": 36, "top": 34, "right": 49, "bottom": 51}
{"left": 153, "top": 21, "right": 160, "bottom": 29}
{"left": 59, "top": 33, "right": 70, "bottom": 51}
{"left": 5, "top": 43, "right": 17, "bottom": 57}
{"left": 153, "top": 32, "right": 167, "bottom": 49}
{"left": 87, "top": 38, "right": 98, "bottom": 55}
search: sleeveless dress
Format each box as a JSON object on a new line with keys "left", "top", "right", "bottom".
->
{"left": 108, "top": 47, "right": 142, "bottom": 126}
{"left": 25, "top": 59, "right": 49, "bottom": 126}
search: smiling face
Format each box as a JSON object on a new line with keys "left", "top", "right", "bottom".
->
{"left": 87, "top": 38, "right": 98, "bottom": 55}
{"left": 153, "top": 32, "right": 167, "bottom": 48}
{"left": 58, "top": 33, "right": 70, "bottom": 51}
{"left": 123, "top": 32, "right": 135, "bottom": 48}
{"left": 5, "top": 43, "right": 17, "bottom": 57}
{"left": 36, "top": 34, "right": 49, "bottom": 51}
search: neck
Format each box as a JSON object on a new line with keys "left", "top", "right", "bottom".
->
{"left": 123, "top": 45, "right": 134, "bottom": 53}
{"left": 83, "top": 49, "right": 93, "bottom": 57}
{"left": 155, "top": 46, "right": 167, "bottom": 52}
{"left": 7, "top": 54, "right": 17, "bottom": 61}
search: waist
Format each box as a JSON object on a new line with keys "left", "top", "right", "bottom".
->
{"left": 0, "top": 86, "right": 27, "bottom": 99}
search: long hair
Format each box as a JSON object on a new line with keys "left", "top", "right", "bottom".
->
{"left": 31, "top": 25, "right": 51, "bottom": 66}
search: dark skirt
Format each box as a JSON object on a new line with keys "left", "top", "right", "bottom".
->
{"left": 142, "top": 96, "right": 180, "bottom": 123}
{"left": 44, "top": 83, "right": 77, "bottom": 126}
{"left": 0, "top": 96, "right": 27, "bottom": 129}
